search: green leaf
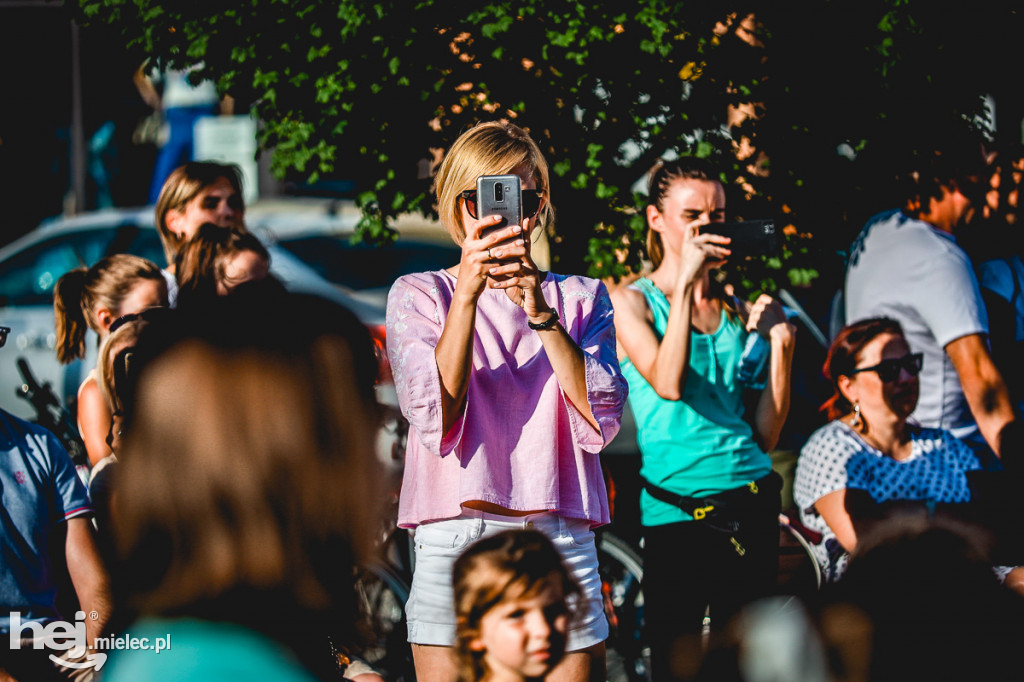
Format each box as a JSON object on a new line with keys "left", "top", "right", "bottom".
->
{"left": 481, "top": 15, "right": 514, "bottom": 39}
{"left": 595, "top": 182, "right": 617, "bottom": 199}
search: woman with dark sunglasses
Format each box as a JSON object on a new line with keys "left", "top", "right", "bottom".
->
{"left": 386, "top": 121, "right": 627, "bottom": 682}
{"left": 793, "top": 317, "right": 1003, "bottom": 583}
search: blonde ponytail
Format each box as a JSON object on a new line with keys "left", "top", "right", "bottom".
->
{"left": 54, "top": 268, "right": 90, "bottom": 363}
{"left": 53, "top": 255, "right": 165, "bottom": 365}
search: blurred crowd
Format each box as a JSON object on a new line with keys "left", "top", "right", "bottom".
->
{"left": 3, "top": 122, "right": 1024, "bottom": 682}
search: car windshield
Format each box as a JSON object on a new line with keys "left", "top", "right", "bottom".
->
{"left": 0, "top": 224, "right": 164, "bottom": 308}
{"left": 277, "top": 236, "right": 459, "bottom": 290}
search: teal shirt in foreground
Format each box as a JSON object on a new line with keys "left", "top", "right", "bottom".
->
{"left": 102, "top": 618, "right": 317, "bottom": 682}
{"left": 620, "top": 278, "right": 772, "bottom": 527}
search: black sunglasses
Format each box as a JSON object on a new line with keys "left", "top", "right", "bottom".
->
{"left": 459, "top": 189, "right": 544, "bottom": 221}
{"left": 109, "top": 313, "right": 140, "bottom": 335}
{"left": 849, "top": 352, "right": 923, "bottom": 383}
{"left": 0, "top": 326, "right": 9, "bottom": 348}
{"left": 109, "top": 306, "right": 170, "bottom": 335}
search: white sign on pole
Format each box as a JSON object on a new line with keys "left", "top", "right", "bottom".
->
{"left": 193, "top": 115, "right": 260, "bottom": 204}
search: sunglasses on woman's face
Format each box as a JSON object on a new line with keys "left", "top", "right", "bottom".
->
{"left": 459, "top": 189, "right": 544, "bottom": 221}
{"left": 849, "top": 352, "right": 923, "bottom": 383}
{"left": 109, "top": 313, "right": 140, "bottom": 335}
{"left": 108, "top": 306, "right": 170, "bottom": 335}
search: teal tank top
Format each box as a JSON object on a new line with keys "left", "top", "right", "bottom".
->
{"left": 620, "top": 278, "right": 772, "bottom": 526}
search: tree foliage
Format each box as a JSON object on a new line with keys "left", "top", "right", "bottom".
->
{"left": 71, "top": 0, "right": 1024, "bottom": 299}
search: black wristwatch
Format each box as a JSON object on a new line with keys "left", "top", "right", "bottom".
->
{"left": 528, "top": 310, "right": 559, "bottom": 331}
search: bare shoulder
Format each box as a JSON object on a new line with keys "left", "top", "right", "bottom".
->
{"left": 609, "top": 282, "right": 649, "bottom": 320}
{"left": 76, "top": 377, "right": 111, "bottom": 430}
{"left": 78, "top": 375, "right": 104, "bottom": 406}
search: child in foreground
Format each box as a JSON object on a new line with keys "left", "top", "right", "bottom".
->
{"left": 453, "top": 530, "right": 580, "bottom": 682}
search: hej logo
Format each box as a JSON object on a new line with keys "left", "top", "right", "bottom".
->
{"left": 9, "top": 610, "right": 107, "bottom": 671}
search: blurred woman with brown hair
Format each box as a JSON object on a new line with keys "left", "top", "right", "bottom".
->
{"left": 103, "top": 293, "right": 382, "bottom": 681}
{"left": 174, "top": 223, "right": 272, "bottom": 307}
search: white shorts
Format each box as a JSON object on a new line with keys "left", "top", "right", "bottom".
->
{"left": 406, "top": 509, "right": 609, "bottom": 650}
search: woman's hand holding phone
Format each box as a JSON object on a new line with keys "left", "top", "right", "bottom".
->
{"left": 485, "top": 216, "right": 551, "bottom": 320}
{"left": 456, "top": 211, "right": 525, "bottom": 302}
{"left": 676, "top": 219, "right": 732, "bottom": 291}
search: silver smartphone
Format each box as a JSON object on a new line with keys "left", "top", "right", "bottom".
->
{"left": 477, "top": 174, "right": 523, "bottom": 248}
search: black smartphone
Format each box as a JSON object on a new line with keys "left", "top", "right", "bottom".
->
{"left": 477, "top": 174, "right": 523, "bottom": 247}
{"left": 701, "top": 219, "right": 779, "bottom": 258}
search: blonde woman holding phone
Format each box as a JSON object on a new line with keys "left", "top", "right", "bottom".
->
{"left": 386, "top": 121, "right": 627, "bottom": 682}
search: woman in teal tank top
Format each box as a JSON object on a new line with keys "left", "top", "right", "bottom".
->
{"left": 609, "top": 159, "right": 796, "bottom": 679}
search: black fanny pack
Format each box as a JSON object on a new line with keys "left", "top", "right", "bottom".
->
{"left": 643, "top": 471, "right": 782, "bottom": 554}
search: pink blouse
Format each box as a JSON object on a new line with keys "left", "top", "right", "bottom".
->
{"left": 386, "top": 269, "right": 627, "bottom": 528}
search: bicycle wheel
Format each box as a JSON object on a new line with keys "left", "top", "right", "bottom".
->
{"left": 598, "top": 531, "right": 650, "bottom": 682}
{"left": 355, "top": 558, "right": 415, "bottom": 681}
{"left": 777, "top": 519, "right": 822, "bottom": 596}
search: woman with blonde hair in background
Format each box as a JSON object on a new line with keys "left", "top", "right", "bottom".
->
{"left": 54, "top": 254, "right": 167, "bottom": 468}
{"left": 387, "top": 120, "right": 627, "bottom": 682}
{"left": 153, "top": 161, "right": 245, "bottom": 304}
{"left": 88, "top": 307, "right": 173, "bottom": 557}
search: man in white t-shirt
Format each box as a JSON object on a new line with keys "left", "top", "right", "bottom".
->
{"left": 845, "top": 148, "right": 1021, "bottom": 464}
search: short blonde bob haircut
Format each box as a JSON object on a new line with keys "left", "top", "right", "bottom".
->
{"left": 435, "top": 121, "right": 552, "bottom": 245}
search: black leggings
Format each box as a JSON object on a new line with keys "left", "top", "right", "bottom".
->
{"left": 643, "top": 507, "right": 779, "bottom": 681}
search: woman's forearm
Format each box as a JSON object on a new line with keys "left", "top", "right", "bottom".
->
{"left": 434, "top": 289, "right": 478, "bottom": 434}
{"left": 753, "top": 324, "right": 796, "bottom": 452}
{"left": 535, "top": 320, "right": 599, "bottom": 431}
{"left": 648, "top": 280, "right": 696, "bottom": 400}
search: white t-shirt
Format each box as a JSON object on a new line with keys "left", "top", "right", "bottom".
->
{"left": 845, "top": 209, "right": 988, "bottom": 444}
{"left": 158, "top": 67, "right": 219, "bottom": 109}
{"left": 793, "top": 420, "right": 981, "bottom": 581}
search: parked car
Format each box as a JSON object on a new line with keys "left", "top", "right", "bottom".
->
{"left": 274, "top": 232, "right": 460, "bottom": 310}
{"left": 0, "top": 204, "right": 386, "bottom": 428}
